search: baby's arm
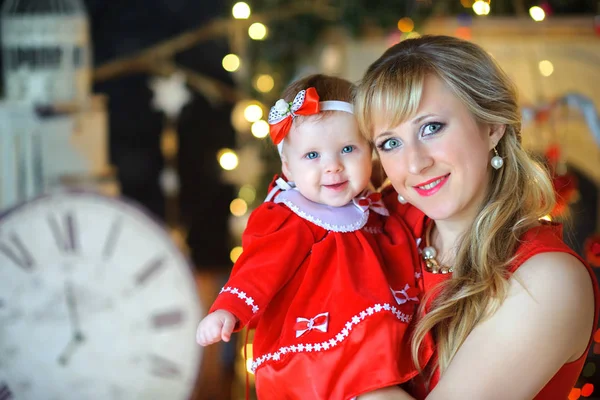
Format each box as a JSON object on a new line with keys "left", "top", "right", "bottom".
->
{"left": 196, "top": 309, "right": 238, "bottom": 346}
{"left": 196, "top": 203, "right": 317, "bottom": 346}
{"left": 357, "top": 386, "right": 415, "bottom": 400}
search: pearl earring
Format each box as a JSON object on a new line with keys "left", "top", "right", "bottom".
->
{"left": 491, "top": 147, "right": 504, "bottom": 170}
{"left": 398, "top": 194, "right": 408, "bottom": 204}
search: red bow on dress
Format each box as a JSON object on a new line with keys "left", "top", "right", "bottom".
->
{"left": 268, "top": 87, "right": 320, "bottom": 145}
{"left": 294, "top": 312, "right": 329, "bottom": 338}
{"left": 391, "top": 284, "right": 420, "bottom": 305}
{"left": 353, "top": 192, "right": 389, "bottom": 216}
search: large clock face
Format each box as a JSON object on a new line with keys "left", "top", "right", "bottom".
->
{"left": 0, "top": 192, "right": 203, "bottom": 400}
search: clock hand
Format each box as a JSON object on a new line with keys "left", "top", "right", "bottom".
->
{"left": 57, "top": 282, "right": 86, "bottom": 365}
{"left": 64, "top": 281, "right": 85, "bottom": 341}
{"left": 57, "top": 337, "right": 83, "bottom": 366}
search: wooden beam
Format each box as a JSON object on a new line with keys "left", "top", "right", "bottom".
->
{"left": 149, "top": 62, "right": 244, "bottom": 104}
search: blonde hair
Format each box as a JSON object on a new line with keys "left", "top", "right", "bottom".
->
{"left": 355, "top": 35, "right": 555, "bottom": 377}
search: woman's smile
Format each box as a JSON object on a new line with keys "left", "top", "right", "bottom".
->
{"left": 414, "top": 174, "right": 450, "bottom": 196}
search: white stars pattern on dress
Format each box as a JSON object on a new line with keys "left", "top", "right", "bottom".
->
{"left": 219, "top": 286, "right": 259, "bottom": 314}
{"left": 362, "top": 225, "right": 383, "bottom": 234}
{"left": 250, "top": 303, "right": 411, "bottom": 373}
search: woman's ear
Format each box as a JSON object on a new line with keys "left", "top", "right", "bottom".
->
{"left": 489, "top": 124, "right": 506, "bottom": 150}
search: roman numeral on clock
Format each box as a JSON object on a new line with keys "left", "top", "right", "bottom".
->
{"left": 0, "top": 234, "right": 36, "bottom": 271}
{"left": 48, "top": 212, "right": 78, "bottom": 254}
{"left": 102, "top": 219, "right": 122, "bottom": 260}
{"left": 135, "top": 257, "right": 166, "bottom": 286}
{"left": 149, "top": 355, "right": 182, "bottom": 379}
{"left": 152, "top": 309, "right": 185, "bottom": 329}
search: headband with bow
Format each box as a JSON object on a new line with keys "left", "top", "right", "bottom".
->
{"left": 267, "top": 87, "right": 320, "bottom": 145}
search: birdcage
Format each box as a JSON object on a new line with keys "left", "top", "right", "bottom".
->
{"left": 0, "top": 0, "right": 91, "bottom": 105}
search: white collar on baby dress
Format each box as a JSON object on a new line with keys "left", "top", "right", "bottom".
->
{"left": 264, "top": 178, "right": 388, "bottom": 233}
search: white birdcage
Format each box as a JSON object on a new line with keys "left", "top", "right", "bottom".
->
{"left": 0, "top": 0, "right": 91, "bottom": 104}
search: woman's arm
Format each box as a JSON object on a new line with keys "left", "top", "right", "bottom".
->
{"left": 427, "top": 252, "right": 595, "bottom": 400}
{"left": 358, "top": 386, "right": 416, "bottom": 400}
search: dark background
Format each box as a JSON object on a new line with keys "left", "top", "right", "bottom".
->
{"left": 1, "top": 0, "right": 239, "bottom": 270}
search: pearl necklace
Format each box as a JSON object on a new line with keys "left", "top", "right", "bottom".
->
{"left": 422, "top": 222, "right": 454, "bottom": 274}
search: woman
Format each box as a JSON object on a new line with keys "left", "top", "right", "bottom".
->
{"left": 354, "top": 35, "right": 599, "bottom": 399}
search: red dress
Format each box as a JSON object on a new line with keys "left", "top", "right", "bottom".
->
{"left": 210, "top": 181, "right": 421, "bottom": 400}
{"left": 381, "top": 190, "right": 600, "bottom": 399}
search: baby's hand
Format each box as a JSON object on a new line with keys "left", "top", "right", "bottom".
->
{"left": 196, "top": 309, "right": 238, "bottom": 346}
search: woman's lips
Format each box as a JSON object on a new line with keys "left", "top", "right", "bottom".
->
{"left": 413, "top": 174, "right": 449, "bottom": 197}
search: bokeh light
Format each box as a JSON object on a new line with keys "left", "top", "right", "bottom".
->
{"left": 248, "top": 22, "right": 268, "bottom": 40}
{"left": 594, "top": 328, "right": 600, "bottom": 343}
{"left": 232, "top": 2, "right": 251, "bottom": 19}
{"left": 230, "top": 198, "right": 248, "bottom": 217}
{"left": 397, "top": 17, "right": 414, "bottom": 33}
{"left": 218, "top": 148, "right": 239, "bottom": 170}
{"left": 583, "top": 362, "right": 596, "bottom": 378}
{"left": 239, "top": 184, "right": 257, "bottom": 204}
{"left": 254, "top": 74, "right": 274, "bottom": 93}
{"left": 456, "top": 26, "right": 472, "bottom": 40}
{"left": 246, "top": 358, "right": 254, "bottom": 374}
{"left": 539, "top": 60, "right": 554, "bottom": 77}
{"left": 529, "top": 6, "right": 546, "bottom": 22}
{"left": 582, "top": 383, "right": 594, "bottom": 397}
{"left": 244, "top": 104, "right": 263, "bottom": 122}
{"left": 569, "top": 388, "right": 582, "bottom": 400}
{"left": 473, "top": 0, "right": 490, "bottom": 15}
{"left": 222, "top": 54, "right": 241, "bottom": 72}
{"left": 230, "top": 246, "right": 243, "bottom": 263}
{"left": 251, "top": 120, "right": 270, "bottom": 138}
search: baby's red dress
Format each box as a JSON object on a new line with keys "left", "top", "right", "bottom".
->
{"left": 210, "top": 179, "right": 421, "bottom": 399}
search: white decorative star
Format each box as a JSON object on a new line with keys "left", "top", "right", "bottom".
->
{"left": 149, "top": 72, "right": 192, "bottom": 119}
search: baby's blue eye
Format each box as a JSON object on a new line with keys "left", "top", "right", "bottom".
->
{"left": 342, "top": 146, "right": 354, "bottom": 154}
{"left": 305, "top": 151, "right": 319, "bottom": 160}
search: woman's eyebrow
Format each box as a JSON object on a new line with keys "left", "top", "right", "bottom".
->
{"left": 411, "top": 113, "right": 436, "bottom": 125}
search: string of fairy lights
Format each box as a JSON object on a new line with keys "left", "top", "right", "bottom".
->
{"left": 215, "top": 2, "right": 278, "bottom": 265}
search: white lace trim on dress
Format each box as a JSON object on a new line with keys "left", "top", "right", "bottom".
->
{"left": 278, "top": 198, "right": 369, "bottom": 233}
{"left": 250, "top": 303, "right": 411, "bottom": 373}
{"left": 219, "top": 286, "right": 259, "bottom": 314}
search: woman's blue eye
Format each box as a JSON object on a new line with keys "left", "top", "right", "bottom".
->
{"left": 378, "top": 138, "right": 401, "bottom": 151}
{"left": 342, "top": 146, "right": 354, "bottom": 154}
{"left": 305, "top": 151, "right": 319, "bottom": 160}
{"left": 422, "top": 122, "right": 444, "bottom": 137}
